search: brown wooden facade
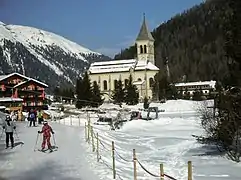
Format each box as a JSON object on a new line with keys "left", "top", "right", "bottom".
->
{"left": 0, "top": 73, "right": 48, "bottom": 111}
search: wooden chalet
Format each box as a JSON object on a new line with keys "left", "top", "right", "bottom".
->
{"left": 0, "top": 73, "right": 48, "bottom": 112}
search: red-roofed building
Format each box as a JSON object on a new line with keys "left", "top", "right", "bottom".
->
{"left": 0, "top": 72, "right": 48, "bottom": 111}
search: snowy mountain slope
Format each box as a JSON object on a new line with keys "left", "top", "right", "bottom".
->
{"left": 0, "top": 21, "right": 111, "bottom": 91}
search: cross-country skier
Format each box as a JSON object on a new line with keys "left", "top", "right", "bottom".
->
{"left": 38, "top": 121, "right": 54, "bottom": 152}
{"left": 2, "top": 115, "right": 16, "bottom": 148}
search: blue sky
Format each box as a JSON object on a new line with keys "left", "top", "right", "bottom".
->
{"left": 0, "top": 0, "right": 204, "bottom": 58}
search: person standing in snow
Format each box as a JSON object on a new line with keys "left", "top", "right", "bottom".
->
{"left": 2, "top": 115, "right": 16, "bottom": 148}
{"left": 38, "top": 121, "right": 54, "bottom": 151}
{"left": 29, "top": 109, "right": 36, "bottom": 127}
{"left": 37, "top": 110, "right": 43, "bottom": 124}
{"left": 10, "top": 111, "right": 17, "bottom": 121}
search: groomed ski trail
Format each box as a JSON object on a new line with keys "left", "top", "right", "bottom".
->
{"left": 0, "top": 122, "right": 101, "bottom": 180}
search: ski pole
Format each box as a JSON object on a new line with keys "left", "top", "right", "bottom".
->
{"left": 33, "top": 133, "right": 39, "bottom": 151}
{"left": 14, "top": 129, "right": 19, "bottom": 139}
{"left": 53, "top": 134, "right": 57, "bottom": 147}
{"left": 0, "top": 129, "right": 4, "bottom": 140}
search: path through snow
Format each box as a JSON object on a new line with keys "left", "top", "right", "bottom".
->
{"left": 0, "top": 122, "right": 101, "bottom": 180}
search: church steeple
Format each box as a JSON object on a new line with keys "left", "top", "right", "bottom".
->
{"left": 136, "top": 13, "right": 154, "bottom": 41}
{"left": 135, "top": 14, "right": 155, "bottom": 64}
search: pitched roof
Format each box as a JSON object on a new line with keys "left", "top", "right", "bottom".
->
{"left": 14, "top": 78, "right": 48, "bottom": 88}
{"left": 0, "top": 72, "right": 29, "bottom": 82}
{"left": 0, "top": 72, "right": 48, "bottom": 88}
{"left": 175, "top": 80, "right": 216, "bottom": 88}
{"left": 89, "top": 59, "right": 159, "bottom": 74}
{"left": 136, "top": 14, "right": 154, "bottom": 41}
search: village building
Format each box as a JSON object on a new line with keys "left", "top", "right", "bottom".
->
{"left": 174, "top": 80, "right": 216, "bottom": 98}
{"left": 0, "top": 72, "right": 48, "bottom": 115}
{"left": 88, "top": 15, "right": 159, "bottom": 102}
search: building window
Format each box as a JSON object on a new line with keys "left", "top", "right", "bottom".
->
{"left": 103, "top": 80, "right": 107, "bottom": 90}
{"left": 140, "top": 45, "right": 143, "bottom": 54}
{"left": 114, "top": 80, "right": 118, "bottom": 89}
{"left": 149, "top": 78, "right": 154, "bottom": 87}
{"left": 138, "top": 78, "right": 141, "bottom": 81}
{"left": 144, "top": 45, "right": 147, "bottom": 53}
{"left": 125, "top": 79, "right": 129, "bottom": 87}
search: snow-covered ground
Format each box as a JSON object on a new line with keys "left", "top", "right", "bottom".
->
{"left": 0, "top": 122, "right": 101, "bottom": 180}
{"left": 56, "top": 100, "right": 241, "bottom": 180}
{"left": 1, "top": 100, "right": 241, "bottom": 180}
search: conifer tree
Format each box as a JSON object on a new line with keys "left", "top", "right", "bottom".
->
{"left": 75, "top": 77, "right": 84, "bottom": 109}
{"left": 124, "top": 75, "right": 139, "bottom": 105}
{"left": 224, "top": 0, "right": 241, "bottom": 87}
{"left": 143, "top": 96, "right": 149, "bottom": 109}
{"left": 81, "top": 71, "right": 92, "bottom": 107}
{"left": 53, "top": 86, "right": 61, "bottom": 102}
{"left": 91, "top": 81, "right": 104, "bottom": 107}
{"left": 192, "top": 89, "right": 203, "bottom": 101}
{"left": 112, "top": 79, "right": 125, "bottom": 104}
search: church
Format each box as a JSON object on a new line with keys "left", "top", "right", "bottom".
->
{"left": 88, "top": 15, "right": 159, "bottom": 102}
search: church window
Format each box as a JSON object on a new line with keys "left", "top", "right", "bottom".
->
{"left": 125, "top": 79, "right": 129, "bottom": 87}
{"left": 140, "top": 45, "right": 143, "bottom": 54}
{"left": 103, "top": 80, "right": 107, "bottom": 90}
{"left": 144, "top": 45, "right": 147, "bottom": 53}
{"left": 149, "top": 78, "right": 154, "bottom": 87}
{"left": 114, "top": 80, "right": 118, "bottom": 89}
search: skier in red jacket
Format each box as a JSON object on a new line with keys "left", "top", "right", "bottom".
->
{"left": 38, "top": 121, "right": 54, "bottom": 152}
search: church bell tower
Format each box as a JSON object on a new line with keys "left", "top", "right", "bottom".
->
{"left": 135, "top": 14, "right": 155, "bottom": 64}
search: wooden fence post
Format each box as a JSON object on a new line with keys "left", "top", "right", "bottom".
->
{"left": 87, "top": 119, "right": 90, "bottom": 143}
{"left": 96, "top": 133, "right": 99, "bottom": 162}
{"left": 85, "top": 122, "right": 87, "bottom": 142}
{"left": 112, "top": 141, "right": 116, "bottom": 179}
{"left": 79, "top": 115, "right": 80, "bottom": 126}
{"left": 188, "top": 161, "right": 192, "bottom": 180}
{"left": 160, "top": 164, "right": 164, "bottom": 180}
{"left": 91, "top": 126, "right": 95, "bottom": 152}
{"left": 133, "top": 149, "right": 137, "bottom": 180}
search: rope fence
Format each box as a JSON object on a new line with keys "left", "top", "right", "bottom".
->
{"left": 84, "top": 117, "right": 193, "bottom": 180}
{"left": 52, "top": 112, "right": 193, "bottom": 180}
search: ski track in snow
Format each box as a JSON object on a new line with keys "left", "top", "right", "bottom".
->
{"left": 0, "top": 122, "right": 101, "bottom": 180}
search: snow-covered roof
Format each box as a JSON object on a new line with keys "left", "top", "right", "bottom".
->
{"left": 89, "top": 59, "right": 159, "bottom": 74}
{"left": 0, "top": 106, "right": 6, "bottom": 109}
{"left": 0, "top": 72, "right": 48, "bottom": 88}
{"left": 0, "top": 72, "right": 29, "bottom": 81}
{"left": 175, "top": 80, "right": 216, "bottom": 88}
{"left": 0, "top": 97, "right": 23, "bottom": 102}
{"left": 14, "top": 78, "right": 48, "bottom": 88}
{"left": 133, "top": 80, "right": 145, "bottom": 85}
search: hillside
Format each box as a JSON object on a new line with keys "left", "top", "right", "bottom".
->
{"left": 114, "top": 0, "right": 229, "bottom": 83}
{"left": 0, "top": 22, "right": 110, "bottom": 92}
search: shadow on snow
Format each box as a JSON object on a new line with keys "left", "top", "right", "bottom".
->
{"left": 10, "top": 160, "right": 84, "bottom": 180}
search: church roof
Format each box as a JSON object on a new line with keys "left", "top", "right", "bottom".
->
{"left": 89, "top": 59, "right": 159, "bottom": 74}
{"left": 136, "top": 14, "right": 154, "bottom": 41}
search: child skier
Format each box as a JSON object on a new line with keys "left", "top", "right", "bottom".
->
{"left": 2, "top": 115, "right": 16, "bottom": 148}
{"left": 38, "top": 121, "right": 55, "bottom": 152}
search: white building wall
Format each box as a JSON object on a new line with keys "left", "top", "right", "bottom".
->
{"left": 89, "top": 69, "right": 158, "bottom": 102}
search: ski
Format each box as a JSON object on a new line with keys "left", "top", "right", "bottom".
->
{"left": 37, "top": 148, "right": 57, "bottom": 153}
